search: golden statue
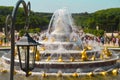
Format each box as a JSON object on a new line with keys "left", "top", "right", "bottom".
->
{"left": 100, "top": 71, "right": 108, "bottom": 76}
{"left": 14, "top": 70, "right": 17, "bottom": 75}
{"left": 103, "top": 47, "right": 112, "bottom": 57}
{"left": 43, "top": 37, "right": 48, "bottom": 42}
{"left": 112, "top": 69, "right": 118, "bottom": 76}
{"left": 81, "top": 49, "right": 88, "bottom": 61}
{"left": 58, "top": 56, "right": 63, "bottom": 62}
{"left": 40, "top": 46, "right": 46, "bottom": 51}
{"left": 0, "top": 40, "right": 2, "bottom": 45}
{"left": 72, "top": 72, "right": 79, "bottom": 77}
{"left": 85, "top": 45, "right": 92, "bottom": 50}
{"left": 87, "top": 72, "right": 94, "bottom": 77}
{"left": 42, "top": 72, "right": 47, "bottom": 77}
{"left": 70, "top": 57, "right": 75, "bottom": 62}
{"left": 27, "top": 71, "right": 32, "bottom": 76}
{"left": 100, "top": 53, "right": 104, "bottom": 60}
{"left": 57, "top": 71, "right": 62, "bottom": 77}
{"left": 46, "top": 56, "right": 51, "bottom": 62}
{"left": 0, "top": 69, "right": 8, "bottom": 73}
{"left": 35, "top": 50, "right": 40, "bottom": 61}
{"left": 87, "top": 45, "right": 92, "bottom": 50}
{"left": 91, "top": 55, "right": 96, "bottom": 61}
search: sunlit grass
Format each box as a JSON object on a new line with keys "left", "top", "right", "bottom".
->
{"left": 13, "top": 74, "right": 120, "bottom": 80}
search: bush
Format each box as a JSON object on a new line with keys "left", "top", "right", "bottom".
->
{"left": 19, "top": 28, "right": 41, "bottom": 36}
{"left": 19, "top": 29, "right": 25, "bottom": 37}
{"left": 84, "top": 28, "right": 104, "bottom": 36}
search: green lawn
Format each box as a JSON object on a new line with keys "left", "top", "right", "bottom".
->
{"left": 13, "top": 74, "right": 120, "bottom": 80}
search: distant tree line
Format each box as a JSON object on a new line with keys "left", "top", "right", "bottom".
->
{"left": 0, "top": 6, "right": 120, "bottom": 34}
{"left": 0, "top": 6, "right": 51, "bottom": 32}
{"left": 73, "top": 8, "right": 120, "bottom": 32}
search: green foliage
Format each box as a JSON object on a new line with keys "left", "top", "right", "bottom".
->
{"left": 0, "top": 6, "right": 51, "bottom": 31}
{"left": 84, "top": 28, "right": 104, "bottom": 36}
{"left": 28, "top": 28, "right": 41, "bottom": 33}
{"left": 19, "top": 29, "right": 25, "bottom": 37}
{"left": 0, "top": 6, "right": 120, "bottom": 33}
{"left": 19, "top": 28, "right": 41, "bottom": 36}
{"left": 35, "top": 28, "right": 41, "bottom": 32}
{"left": 73, "top": 8, "right": 120, "bottom": 32}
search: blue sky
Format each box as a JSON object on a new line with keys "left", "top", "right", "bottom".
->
{"left": 0, "top": 0, "right": 120, "bottom": 13}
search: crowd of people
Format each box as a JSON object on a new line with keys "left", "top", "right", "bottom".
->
{"left": 101, "top": 36, "right": 120, "bottom": 47}
{"left": 82, "top": 35, "right": 120, "bottom": 47}
{"left": 0, "top": 31, "right": 120, "bottom": 47}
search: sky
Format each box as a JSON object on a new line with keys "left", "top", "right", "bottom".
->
{"left": 0, "top": 0, "right": 120, "bottom": 13}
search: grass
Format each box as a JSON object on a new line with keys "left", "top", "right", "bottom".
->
{"left": 0, "top": 72, "right": 120, "bottom": 80}
{"left": 18, "top": 74, "right": 120, "bottom": 80}
{"left": 0, "top": 46, "right": 10, "bottom": 48}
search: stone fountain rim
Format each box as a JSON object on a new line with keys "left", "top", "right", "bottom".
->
{"left": 2, "top": 52, "right": 119, "bottom": 65}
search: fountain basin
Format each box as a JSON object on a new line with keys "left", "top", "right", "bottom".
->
{"left": 2, "top": 53, "right": 119, "bottom": 73}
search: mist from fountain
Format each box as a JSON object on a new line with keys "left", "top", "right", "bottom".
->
{"left": 39, "top": 8, "right": 84, "bottom": 53}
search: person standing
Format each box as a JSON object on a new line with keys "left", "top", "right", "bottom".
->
{"left": 118, "top": 38, "right": 120, "bottom": 47}
{"left": 101, "top": 36, "right": 104, "bottom": 45}
{"left": 115, "top": 38, "right": 119, "bottom": 47}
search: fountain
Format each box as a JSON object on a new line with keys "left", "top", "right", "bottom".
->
{"left": 2, "top": 8, "right": 119, "bottom": 76}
